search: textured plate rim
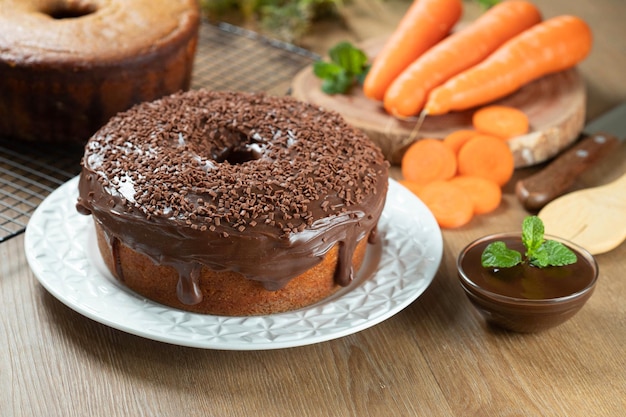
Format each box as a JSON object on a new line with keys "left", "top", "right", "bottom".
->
{"left": 25, "top": 177, "right": 442, "bottom": 350}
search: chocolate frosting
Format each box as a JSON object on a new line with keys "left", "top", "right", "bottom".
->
{"left": 76, "top": 90, "right": 389, "bottom": 304}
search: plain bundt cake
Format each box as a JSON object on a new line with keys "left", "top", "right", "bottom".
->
{"left": 0, "top": 0, "right": 200, "bottom": 143}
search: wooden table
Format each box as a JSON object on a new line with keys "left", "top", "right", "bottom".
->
{"left": 2, "top": 1, "right": 625, "bottom": 416}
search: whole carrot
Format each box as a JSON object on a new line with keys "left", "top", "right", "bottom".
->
{"left": 425, "top": 15, "right": 593, "bottom": 115}
{"left": 384, "top": 0, "right": 542, "bottom": 118}
{"left": 363, "top": 0, "right": 462, "bottom": 102}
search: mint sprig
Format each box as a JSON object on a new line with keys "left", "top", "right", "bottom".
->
{"left": 476, "top": 0, "right": 501, "bottom": 9}
{"left": 481, "top": 241, "right": 522, "bottom": 268}
{"left": 313, "top": 41, "right": 369, "bottom": 94}
{"left": 481, "top": 216, "right": 577, "bottom": 269}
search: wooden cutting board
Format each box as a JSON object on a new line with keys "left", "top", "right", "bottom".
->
{"left": 291, "top": 37, "right": 586, "bottom": 167}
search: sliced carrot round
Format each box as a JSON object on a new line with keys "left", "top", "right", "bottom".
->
{"left": 457, "top": 134, "right": 515, "bottom": 186}
{"left": 472, "top": 105, "right": 529, "bottom": 139}
{"left": 399, "top": 180, "right": 425, "bottom": 197}
{"left": 416, "top": 180, "right": 474, "bottom": 229}
{"left": 443, "top": 129, "right": 477, "bottom": 155}
{"left": 449, "top": 175, "right": 502, "bottom": 214}
{"left": 401, "top": 138, "right": 457, "bottom": 186}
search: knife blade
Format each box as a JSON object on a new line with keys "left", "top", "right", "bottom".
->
{"left": 515, "top": 102, "right": 626, "bottom": 211}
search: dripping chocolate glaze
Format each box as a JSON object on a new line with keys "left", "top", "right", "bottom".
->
{"left": 76, "top": 90, "right": 389, "bottom": 305}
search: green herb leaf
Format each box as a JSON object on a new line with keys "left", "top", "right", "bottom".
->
{"left": 480, "top": 216, "right": 578, "bottom": 269}
{"left": 481, "top": 241, "right": 523, "bottom": 268}
{"left": 313, "top": 61, "right": 350, "bottom": 94}
{"left": 475, "top": 0, "right": 501, "bottom": 9}
{"left": 329, "top": 41, "right": 368, "bottom": 76}
{"left": 313, "top": 41, "right": 369, "bottom": 94}
{"left": 320, "top": 70, "right": 352, "bottom": 95}
{"left": 530, "top": 240, "right": 578, "bottom": 267}
{"left": 522, "top": 215, "right": 545, "bottom": 258}
{"left": 355, "top": 66, "right": 370, "bottom": 86}
{"left": 312, "top": 61, "right": 343, "bottom": 79}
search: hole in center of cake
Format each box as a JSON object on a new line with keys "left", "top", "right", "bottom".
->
{"left": 220, "top": 144, "right": 265, "bottom": 165}
{"left": 213, "top": 138, "right": 267, "bottom": 165}
{"left": 209, "top": 130, "right": 269, "bottom": 165}
{"left": 46, "top": 2, "right": 98, "bottom": 19}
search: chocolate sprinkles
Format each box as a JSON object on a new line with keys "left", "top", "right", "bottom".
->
{"left": 82, "top": 90, "right": 385, "bottom": 236}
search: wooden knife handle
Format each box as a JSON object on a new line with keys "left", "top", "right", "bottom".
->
{"left": 515, "top": 133, "right": 621, "bottom": 211}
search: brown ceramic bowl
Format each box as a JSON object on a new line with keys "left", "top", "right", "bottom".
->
{"left": 457, "top": 233, "right": 598, "bottom": 333}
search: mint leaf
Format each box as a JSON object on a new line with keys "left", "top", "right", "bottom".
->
{"left": 522, "top": 215, "right": 545, "bottom": 258}
{"left": 320, "top": 70, "right": 352, "bottom": 95}
{"left": 313, "top": 61, "right": 350, "bottom": 94}
{"left": 530, "top": 240, "right": 578, "bottom": 267}
{"left": 480, "top": 216, "right": 577, "bottom": 271}
{"left": 313, "top": 61, "right": 342, "bottom": 79}
{"left": 481, "top": 241, "right": 523, "bottom": 268}
{"left": 475, "top": 0, "right": 501, "bottom": 9}
{"left": 329, "top": 42, "right": 368, "bottom": 76}
{"left": 355, "top": 66, "right": 370, "bottom": 86}
{"left": 313, "top": 41, "right": 369, "bottom": 94}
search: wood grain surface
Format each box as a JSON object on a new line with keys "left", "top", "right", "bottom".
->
{"left": 539, "top": 172, "right": 626, "bottom": 254}
{"left": 2, "top": 1, "right": 626, "bottom": 416}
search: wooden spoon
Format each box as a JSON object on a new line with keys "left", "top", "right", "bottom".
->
{"left": 538, "top": 173, "right": 626, "bottom": 255}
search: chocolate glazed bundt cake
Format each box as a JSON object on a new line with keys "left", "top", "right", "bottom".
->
{"left": 76, "top": 90, "right": 389, "bottom": 316}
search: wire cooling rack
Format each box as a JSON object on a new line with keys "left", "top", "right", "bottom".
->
{"left": 0, "top": 22, "right": 319, "bottom": 243}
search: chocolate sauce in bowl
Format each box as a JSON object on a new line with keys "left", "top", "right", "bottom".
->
{"left": 460, "top": 236, "right": 596, "bottom": 300}
{"left": 457, "top": 233, "right": 598, "bottom": 332}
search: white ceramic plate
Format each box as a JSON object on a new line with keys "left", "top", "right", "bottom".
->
{"left": 25, "top": 177, "right": 442, "bottom": 350}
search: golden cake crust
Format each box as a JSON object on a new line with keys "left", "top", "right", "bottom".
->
{"left": 0, "top": 0, "right": 200, "bottom": 142}
{"left": 95, "top": 221, "right": 370, "bottom": 316}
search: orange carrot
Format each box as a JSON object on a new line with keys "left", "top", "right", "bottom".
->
{"left": 399, "top": 180, "right": 425, "bottom": 196}
{"left": 425, "top": 15, "right": 593, "bottom": 115}
{"left": 443, "top": 129, "right": 477, "bottom": 155}
{"left": 416, "top": 180, "right": 474, "bottom": 228}
{"left": 363, "top": 0, "right": 462, "bottom": 102}
{"left": 457, "top": 134, "right": 514, "bottom": 186}
{"left": 472, "top": 105, "right": 529, "bottom": 138}
{"left": 384, "top": 0, "right": 541, "bottom": 117}
{"left": 449, "top": 175, "right": 502, "bottom": 214}
{"left": 401, "top": 138, "right": 457, "bottom": 185}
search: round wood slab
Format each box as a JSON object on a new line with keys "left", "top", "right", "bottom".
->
{"left": 291, "top": 38, "right": 586, "bottom": 167}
